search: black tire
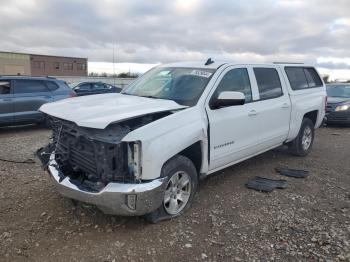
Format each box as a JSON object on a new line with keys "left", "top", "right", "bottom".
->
{"left": 288, "top": 118, "right": 315, "bottom": 156}
{"left": 144, "top": 155, "right": 198, "bottom": 223}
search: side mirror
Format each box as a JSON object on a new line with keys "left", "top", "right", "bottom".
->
{"left": 211, "top": 91, "right": 245, "bottom": 109}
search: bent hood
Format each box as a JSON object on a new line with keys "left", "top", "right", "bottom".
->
{"left": 40, "top": 93, "right": 187, "bottom": 129}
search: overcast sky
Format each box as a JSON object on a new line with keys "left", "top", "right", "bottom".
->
{"left": 1, "top": 0, "right": 350, "bottom": 79}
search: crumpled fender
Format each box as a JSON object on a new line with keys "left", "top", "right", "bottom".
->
{"left": 122, "top": 107, "right": 208, "bottom": 180}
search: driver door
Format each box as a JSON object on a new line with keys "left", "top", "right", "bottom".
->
{"left": 206, "top": 66, "right": 261, "bottom": 171}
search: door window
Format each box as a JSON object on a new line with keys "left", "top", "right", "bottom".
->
{"left": 214, "top": 68, "right": 252, "bottom": 102}
{"left": 284, "top": 67, "right": 309, "bottom": 90}
{"left": 92, "top": 83, "right": 106, "bottom": 90}
{"left": 14, "top": 80, "right": 50, "bottom": 94}
{"left": 253, "top": 68, "right": 283, "bottom": 100}
{"left": 0, "top": 81, "right": 11, "bottom": 95}
{"left": 285, "top": 67, "right": 323, "bottom": 90}
{"left": 78, "top": 83, "right": 91, "bottom": 90}
{"left": 304, "top": 68, "right": 323, "bottom": 87}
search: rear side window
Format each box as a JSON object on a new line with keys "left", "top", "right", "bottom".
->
{"left": 304, "top": 68, "right": 323, "bottom": 87}
{"left": 0, "top": 81, "right": 11, "bottom": 95}
{"left": 14, "top": 80, "right": 50, "bottom": 94}
{"left": 285, "top": 67, "right": 323, "bottom": 90}
{"left": 253, "top": 68, "right": 283, "bottom": 100}
{"left": 57, "top": 80, "right": 71, "bottom": 90}
{"left": 45, "top": 81, "right": 59, "bottom": 91}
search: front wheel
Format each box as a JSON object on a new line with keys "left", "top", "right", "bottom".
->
{"left": 144, "top": 155, "right": 198, "bottom": 223}
{"left": 288, "top": 118, "right": 315, "bottom": 156}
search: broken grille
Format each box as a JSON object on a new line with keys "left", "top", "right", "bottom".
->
{"left": 53, "top": 119, "right": 133, "bottom": 184}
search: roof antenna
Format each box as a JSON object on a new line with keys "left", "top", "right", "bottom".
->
{"left": 205, "top": 58, "right": 214, "bottom": 66}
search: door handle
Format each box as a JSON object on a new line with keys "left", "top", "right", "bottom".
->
{"left": 248, "top": 110, "right": 258, "bottom": 116}
{"left": 281, "top": 103, "right": 290, "bottom": 109}
{"left": 1, "top": 98, "right": 12, "bottom": 102}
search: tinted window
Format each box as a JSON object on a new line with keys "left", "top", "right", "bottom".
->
{"left": 285, "top": 67, "right": 322, "bottom": 90}
{"left": 304, "top": 69, "right": 316, "bottom": 87}
{"left": 304, "top": 68, "right": 322, "bottom": 87}
{"left": 78, "top": 83, "right": 91, "bottom": 90}
{"left": 57, "top": 80, "right": 70, "bottom": 90}
{"left": 254, "top": 68, "right": 283, "bottom": 100}
{"left": 92, "top": 83, "right": 106, "bottom": 90}
{"left": 45, "top": 81, "right": 59, "bottom": 91}
{"left": 0, "top": 81, "right": 11, "bottom": 95}
{"left": 285, "top": 67, "right": 308, "bottom": 90}
{"left": 214, "top": 68, "right": 252, "bottom": 102}
{"left": 14, "top": 80, "right": 49, "bottom": 94}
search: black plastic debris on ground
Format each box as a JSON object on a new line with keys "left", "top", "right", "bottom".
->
{"left": 0, "top": 157, "right": 35, "bottom": 164}
{"left": 246, "top": 176, "right": 288, "bottom": 192}
{"left": 275, "top": 168, "right": 309, "bottom": 178}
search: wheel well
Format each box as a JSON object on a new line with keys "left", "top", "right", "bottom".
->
{"left": 178, "top": 141, "right": 202, "bottom": 174}
{"left": 304, "top": 110, "right": 318, "bottom": 126}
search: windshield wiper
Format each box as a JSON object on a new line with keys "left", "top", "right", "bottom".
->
{"left": 122, "top": 93, "right": 173, "bottom": 101}
{"left": 141, "top": 95, "right": 162, "bottom": 99}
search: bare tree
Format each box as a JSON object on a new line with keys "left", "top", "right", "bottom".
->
{"left": 322, "top": 74, "right": 330, "bottom": 84}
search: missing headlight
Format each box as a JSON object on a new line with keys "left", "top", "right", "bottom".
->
{"left": 128, "top": 141, "right": 142, "bottom": 180}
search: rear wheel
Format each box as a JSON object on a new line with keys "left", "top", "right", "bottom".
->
{"left": 144, "top": 155, "right": 198, "bottom": 223}
{"left": 288, "top": 118, "right": 315, "bottom": 156}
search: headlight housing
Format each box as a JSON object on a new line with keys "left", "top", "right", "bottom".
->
{"left": 335, "top": 104, "right": 350, "bottom": 111}
{"left": 127, "top": 141, "right": 142, "bottom": 180}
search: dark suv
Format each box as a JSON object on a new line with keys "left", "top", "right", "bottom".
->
{"left": 0, "top": 76, "right": 76, "bottom": 127}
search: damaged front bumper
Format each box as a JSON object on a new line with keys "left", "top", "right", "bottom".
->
{"left": 47, "top": 153, "right": 167, "bottom": 216}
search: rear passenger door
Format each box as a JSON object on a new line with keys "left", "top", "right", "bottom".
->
{"left": 0, "top": 80, "right": 14, "bottom": 125}
{"left": 13, "top": 79, "right": 53, "bottom": 123}
{"left": 250, "top": 66, "right": 291, "bottom": 148}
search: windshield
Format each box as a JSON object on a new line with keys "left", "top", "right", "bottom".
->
{"left": 122, "top": 67, "right": 215, "bottom": 106}
{"left": 326, "top": 85, "right": 350, "bottom": 98}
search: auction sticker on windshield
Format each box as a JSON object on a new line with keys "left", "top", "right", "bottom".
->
{"left": 190, "top": 70, "right": 212, "bottom": 78}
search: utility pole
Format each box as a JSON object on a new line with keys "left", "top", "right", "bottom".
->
{"left": 113, "top": 43, "right": 116, "bottom": 85}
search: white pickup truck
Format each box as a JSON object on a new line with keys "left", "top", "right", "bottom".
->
{"left": 39, "top": 60, "right": 326, "bottom": 223}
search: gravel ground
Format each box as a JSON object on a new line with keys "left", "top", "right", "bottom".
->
{"left": 0, "top": 125, "right": 349, "bottom": 262}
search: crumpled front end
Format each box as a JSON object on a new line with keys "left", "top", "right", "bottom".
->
{"left": 47, "top": 153, "right": 166, "bottom": 215}
{"left": 37, "top": 115, "right": 169, "bottom": 215}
